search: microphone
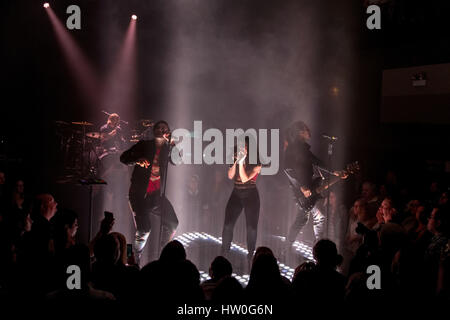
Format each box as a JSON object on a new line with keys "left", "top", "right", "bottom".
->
{"left": 322, "top": 134, "right": 338, "bottom": 141}
{"left": 101, "top": 110, "right": 111, "bottom": 116}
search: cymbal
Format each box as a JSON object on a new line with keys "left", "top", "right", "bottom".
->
{"left": 55, "top": 120, "right": 70, "bottom": 126}
{"left": 86, "top": 132, "right": 102, "bottom": 139}
{"left": 72, "top": 121, "right": 93, "bottom": 126}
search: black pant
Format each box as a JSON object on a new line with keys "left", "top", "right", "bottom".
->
{"left": 222, "top": 187, "right": 260, "bottom": 256}
{"left": 129, "top": 191, "right": 179, "bottom": 253}
{"left": 287, "top": 205, "right": 324, "bottom": 243}
{"left": 130, "top": 191, "right": 179, "bottom": 232}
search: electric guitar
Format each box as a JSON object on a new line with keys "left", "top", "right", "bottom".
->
{"left": 284, "top": 161, "right": 359, "bottom": 212}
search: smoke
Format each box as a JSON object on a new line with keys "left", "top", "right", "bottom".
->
{"left": 90, "top": 0, "right": 357, "bottom": 263}
{"left": 162, "top": 0, "right": 322, "bottom": 129}
{"left": 156, "top": 0, "right": 339, "bottom": 263}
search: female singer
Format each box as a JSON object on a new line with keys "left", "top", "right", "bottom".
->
{"left": 221, "top": 137, "right": 262, "bottom": 262}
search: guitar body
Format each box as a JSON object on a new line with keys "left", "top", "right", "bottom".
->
{"left": 284, "top": 161, "right": 359, "bottom": 212}
{"left": 288, "top": 177, "right": 322, "bottom": 212}
{"left": 297, "top": 194, "right": 321, "bottom": 212}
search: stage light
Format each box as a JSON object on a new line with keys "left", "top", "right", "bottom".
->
{"left": 331, "top": 86, "right": 339, "bottom": 96}
{"left": 43, "top": 3, "right": 50, "bottom": 8}
{"left": 131, "top": 14, "right": 137, "bottom": 20}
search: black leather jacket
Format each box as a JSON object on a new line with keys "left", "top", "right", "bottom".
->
{"left": 284, "top": 140, "right": 323, "bottom": 190}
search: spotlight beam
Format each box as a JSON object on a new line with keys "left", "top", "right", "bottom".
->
{"left": 100, "top": 18, "right": 137, "bottom": 116}
{"left": 45, "top": 7, "right": 100, "bottom": 108}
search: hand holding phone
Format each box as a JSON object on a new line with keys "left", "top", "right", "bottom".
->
{"left": 126, "top": 244, "right": 137, "bottom": 266}
{"left": 126, "top": 244, "right": 132, "bottom": 258}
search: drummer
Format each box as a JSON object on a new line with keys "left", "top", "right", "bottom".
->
{"left": 100, "top": 113, "right": 125, "bottom": 151}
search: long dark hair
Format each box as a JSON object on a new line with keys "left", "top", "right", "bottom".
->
{"left": 287, "top": 121, "right": 309, "bottom": 143}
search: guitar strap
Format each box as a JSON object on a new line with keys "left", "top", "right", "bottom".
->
{"left": 283, "top": 168, "right": 300, "bottom": 188}
{"left": 313, "top": 164, "right": 335, "bottom": 177}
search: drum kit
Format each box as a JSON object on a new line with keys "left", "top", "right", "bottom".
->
{"left": 55, "top": 118, "right": 154, "bottom": 180}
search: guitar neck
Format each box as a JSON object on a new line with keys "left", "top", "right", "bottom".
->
{"left": 315, "top": 175, "right": 342, "bottom": 194}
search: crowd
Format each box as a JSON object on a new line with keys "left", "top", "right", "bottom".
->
{"left": 0, "top": 168, "right": 448, "bottom": 316}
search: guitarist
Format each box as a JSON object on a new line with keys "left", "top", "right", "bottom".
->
{"left": 284, "top": 121, "right": 337, "bottom": 249}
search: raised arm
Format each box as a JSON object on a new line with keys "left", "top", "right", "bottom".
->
{"left": 238, "top": 164, "right": 261, "bottom": 183}
{"left": 228, "top": 161, "right": 237, "bottom": 180}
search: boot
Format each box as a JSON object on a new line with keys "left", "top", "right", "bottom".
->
{"left": 134, "top": 230, "right": 150, "bottom": 267}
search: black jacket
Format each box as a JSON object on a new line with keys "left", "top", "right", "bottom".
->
{"left": 284, "top": 140, "right": 323, "bottom": 190}
{"left": 120, "top": 140, "right": 175, "bottom": 201}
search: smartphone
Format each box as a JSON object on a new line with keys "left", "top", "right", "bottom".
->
{"left": 104, "top": 211, "right": 114, "bottom": 220}
{"left": 126, "top": 244, "right": 133, "bottom": 258}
